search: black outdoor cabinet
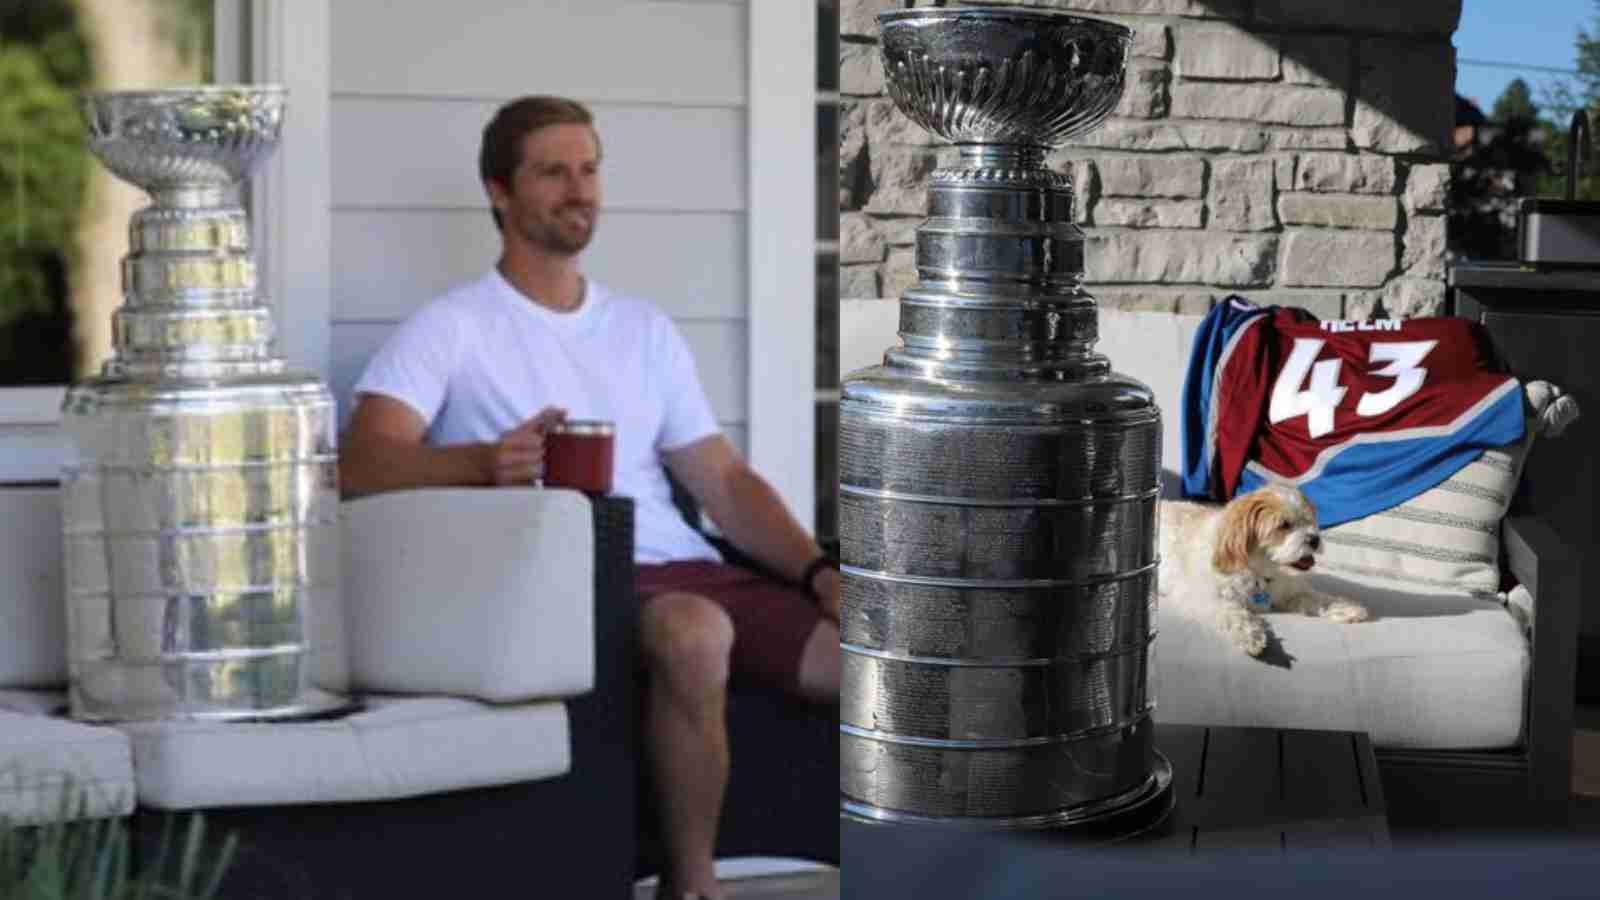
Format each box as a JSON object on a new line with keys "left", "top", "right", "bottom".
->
{"left": 1453, "top": 263, "right": 1600, "bottom": 703}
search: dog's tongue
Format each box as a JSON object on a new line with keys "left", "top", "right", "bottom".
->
{"left": 1292, "top": 556, "right": 1316, "bottom": 571}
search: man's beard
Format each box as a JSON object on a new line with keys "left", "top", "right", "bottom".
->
{"left": 518, "top": 206, "right": 596, "bottom": 255}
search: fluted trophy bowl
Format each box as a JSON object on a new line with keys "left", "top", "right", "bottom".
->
{"left": 878, "top": 6, "right": 1131, "bottom": 149}
{"left": 80, "top": 86, "right": 284, "bottom": 191}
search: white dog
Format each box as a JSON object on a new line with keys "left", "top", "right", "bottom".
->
{"left": 1158, "top": 483, "right": 1369, "bottom": 657}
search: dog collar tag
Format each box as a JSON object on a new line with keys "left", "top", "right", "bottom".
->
{"left": 1247, "top": 591, "right": 1272, "bottom": 611}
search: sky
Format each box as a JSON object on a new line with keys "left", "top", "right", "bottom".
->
{"left": 1455, "top": 0, "right": 1598, "bottom": 118}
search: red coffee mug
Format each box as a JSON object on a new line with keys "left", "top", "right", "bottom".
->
{"left": 543, "top": 420, "right": 615, "bottom": 494}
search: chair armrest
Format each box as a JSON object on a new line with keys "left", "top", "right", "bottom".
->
{"left": 1504, "top": 515, "right": 1576, "bottom": 624}
{"left": 589, "top": 495, "right": 635, "bottom": 635}
{"left": 575, "top": 493, "right": 638, "bottom": 802}
{"left": 704, "top": 535, "right": 840, "bottom": 577}
{"left": 1503, "top": 514, "right": 1581, "bottom": 819}
{"left": 342, "top": 488, "right": 594, "bottom": 703}
{"left": 704, "top": 536, "right": 784, "bottom": 582}
{"left": 669, "top": 471, "right": 838, "bottom": 581}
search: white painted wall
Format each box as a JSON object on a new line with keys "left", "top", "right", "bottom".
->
{"left": 747, "top": 0, "right": 817, "bottom": 530}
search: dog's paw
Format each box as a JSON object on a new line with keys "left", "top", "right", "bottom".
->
{"left": 1322, "top": 599, "right": 1369, "bottom": 624}
{"left": 1240, "top": 620, "right": 1269, "bottom": 657}
{"left": 1220, "top": 607, "right": 1270, "bottom": 656}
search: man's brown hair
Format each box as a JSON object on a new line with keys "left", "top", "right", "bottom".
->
{"left": 478, "top": 95, "right": 599, "bottom": 230}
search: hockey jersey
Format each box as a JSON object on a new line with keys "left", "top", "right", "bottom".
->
{"left": 1180, "top": 296, "right": 1524, "bottom": 527}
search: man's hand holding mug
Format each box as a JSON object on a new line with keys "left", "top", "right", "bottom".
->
{"left": 485, "top": 406, "right": 568, "bottom": 485}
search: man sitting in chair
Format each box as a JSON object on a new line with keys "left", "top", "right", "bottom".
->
{"left": 338, "top": 95, "right": 840, "bottom": 900}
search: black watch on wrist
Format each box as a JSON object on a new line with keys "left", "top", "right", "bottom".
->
{"left": 799, "top": 555, "right": 839, "bottom": 602}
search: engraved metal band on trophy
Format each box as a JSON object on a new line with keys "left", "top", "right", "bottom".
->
{"left": 840, "top": 6, "right": 1174, "bottom": 833}
{"left": 63, "top": 86, "right": 352, "bottom": 723}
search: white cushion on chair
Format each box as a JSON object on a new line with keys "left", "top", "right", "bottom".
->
{"left": 1153, "top": 574, "right": 1528, "bottom": 750}
{"left": 0, "top": 488, "right": 67, "bottom": 688}
{"left": 342, "top": 488, "right": 595, "bottom": 703}
{"left": 0, "top": 690, "right": 134, "bottom": 825}
{"left": 118, "top": 695, "right": 569, "bottom": 811}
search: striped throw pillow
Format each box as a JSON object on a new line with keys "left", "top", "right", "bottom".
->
{"left": 1317, "top": 431, "right": 1533, "bottom": 599}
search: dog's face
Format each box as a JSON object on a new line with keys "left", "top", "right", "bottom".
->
{"left": 1211, "top": 484, "right": 1322, "bottom": 577}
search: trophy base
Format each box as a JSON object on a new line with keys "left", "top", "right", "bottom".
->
{"left": 840, "top": 750, "right": 1175, "bottom": 844}
{"left": 70, "top": 688, "right": 363, "bottom": 726}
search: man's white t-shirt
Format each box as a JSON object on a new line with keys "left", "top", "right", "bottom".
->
{"left": 352, "top": 269, "right": 723, "bottom": 564}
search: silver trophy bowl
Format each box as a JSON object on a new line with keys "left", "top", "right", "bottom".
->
{"left": 62, "top": 86, "right": 351, "bottom": 723}
{"left": 840, "top": 5, "right": 1172, "bottom": 838}
{"left": 82, "top": 86, "right": 284, "bottom": 193}
{"left": 878, "top": 6, "right": 1130, "bottom": 148}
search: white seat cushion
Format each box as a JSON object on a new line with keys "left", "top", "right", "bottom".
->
{"left": 1153, "top": 572, "right": 1529, "bottom": 750}
{"left": 342, "top": 488, "right": 595, "bottom": 703}
{"left": 116, "top": 695, "right": 570, "bottom": 811}
{"left": 0, "top": 488, "right": 67, "bottom": 688}
{"left": 0, "top": 690, "right": 134, "bottom": 825}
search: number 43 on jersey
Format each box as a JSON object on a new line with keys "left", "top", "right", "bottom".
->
{"left": 1268, "top": 338, "right": 1438, "bottom": 438}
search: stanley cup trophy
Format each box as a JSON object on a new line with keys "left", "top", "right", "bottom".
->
{"left": 839, "top": 6, "right": 1174, "bottom": 835}
{"left": 62, "top": 87, "right": 351, "bottom": 722}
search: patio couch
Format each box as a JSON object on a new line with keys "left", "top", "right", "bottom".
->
{"left": 1136, "top": 319, "right": 1582, "bottom": 831}
{"left": 0, "top": 485, "right": 836, "bottom": 898}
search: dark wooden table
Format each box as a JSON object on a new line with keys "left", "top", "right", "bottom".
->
{"left": 843, "top": 723, "right": 1390, "bottom": 898}
{"left": 1149, "top": 722, "right": 1389, "bottom": 851}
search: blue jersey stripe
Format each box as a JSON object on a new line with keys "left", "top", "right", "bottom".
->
{"left": 1236, "top": 382, "right": 1524, "bottom": 527}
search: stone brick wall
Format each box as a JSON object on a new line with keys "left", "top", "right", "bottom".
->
{"left": 839, "top": 0, "right": 1460, "bottom": 320}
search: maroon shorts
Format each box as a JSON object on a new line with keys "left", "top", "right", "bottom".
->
{"left": 634, "top": 561, "right": 822, "bottom": 693}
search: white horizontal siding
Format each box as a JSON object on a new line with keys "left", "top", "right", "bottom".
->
{"left": 330, "top": 97, "right": 746, "bottom": 212}
{"left": 331, "top": 209, "right": 745, "bottom": 322}
{"left": 330, "top": 0, "right": 746, "bottom": 106}
{"left": 330, "top": 320, "right": 747, "bottom": 425}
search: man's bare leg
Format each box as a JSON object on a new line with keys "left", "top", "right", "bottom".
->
{"left": 795, "top": 619, "right": 840, "bottom": 703}
{"left": 639, "top": 592, "right": 735, "bottom": 900}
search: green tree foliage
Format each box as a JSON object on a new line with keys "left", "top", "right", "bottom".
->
{"left": 0, "top": 1, "right": 92, "bottom": 330}
{"left": 1492, "top": 78, "right": 1539, "bottom": 125}
{"left": 1531, "top": 0, "right": 1600, "bottom": 200}
{"left": 0, "top": 784, "right": 236, "bottom": 900}
{"left": 1451, "top": 113, "right": 1553, "bottom": 261}
{"left": 1541, "top": 0, "right": 1600, "bottom": 123}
